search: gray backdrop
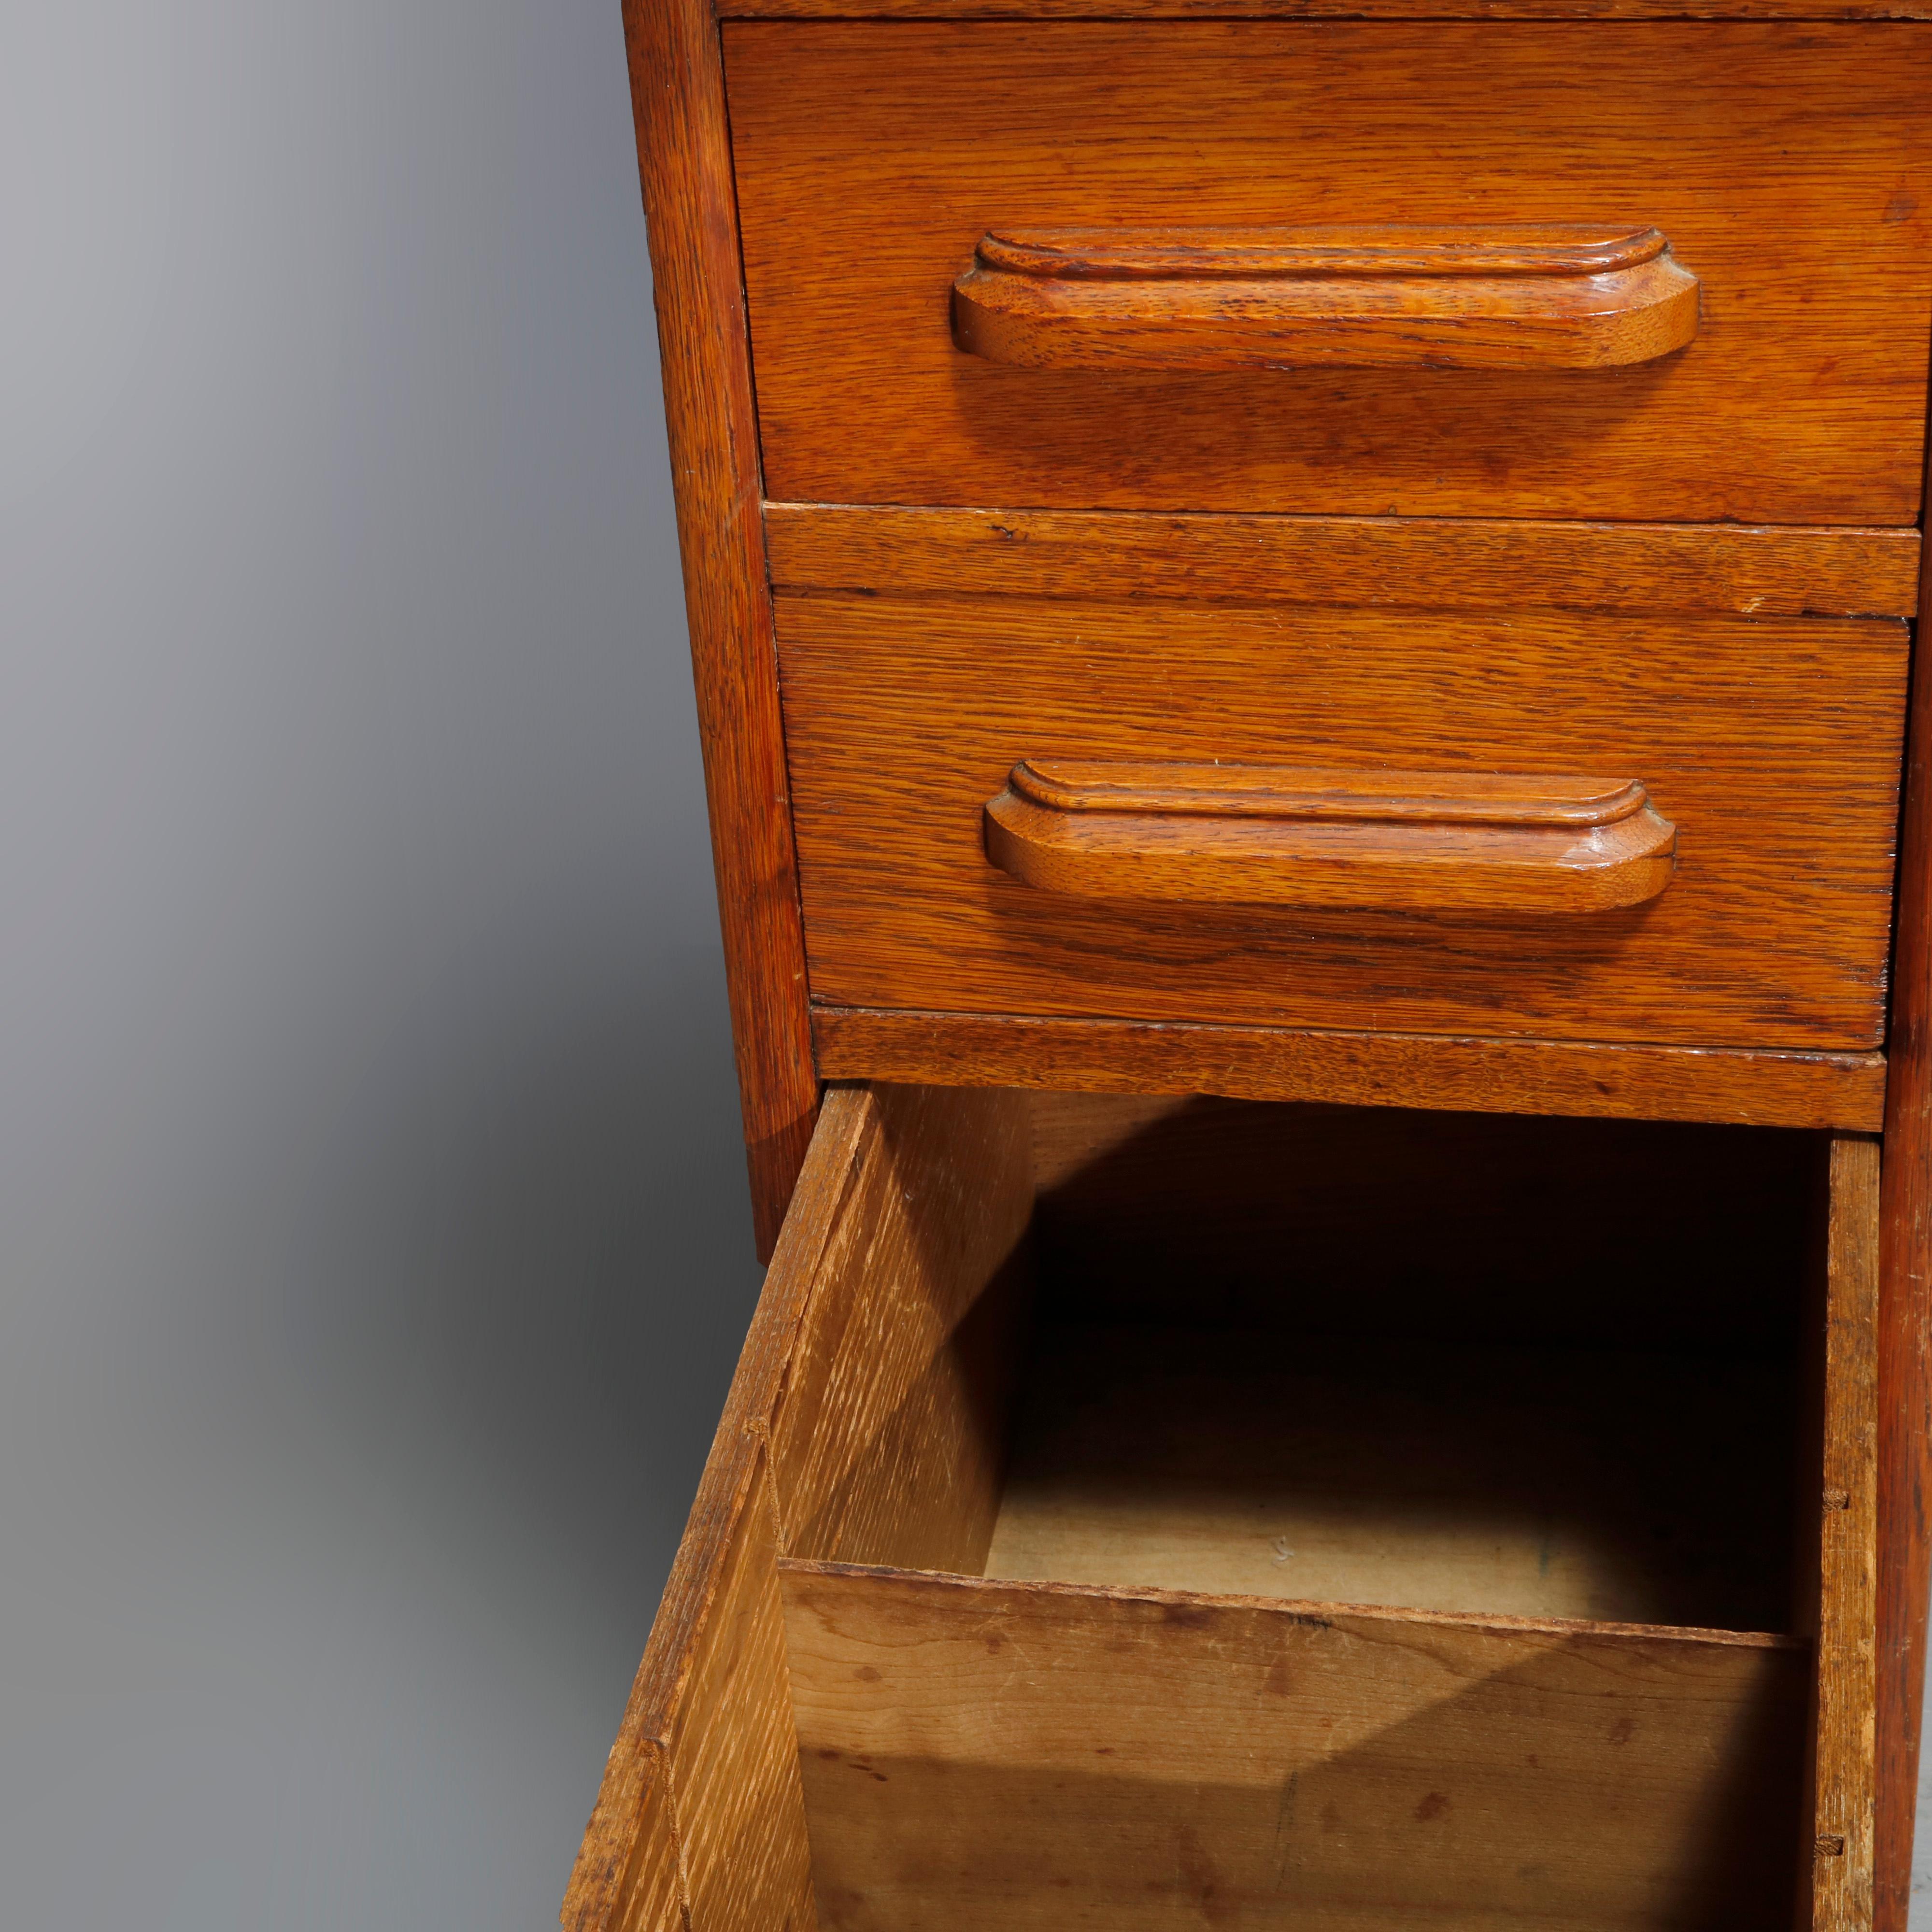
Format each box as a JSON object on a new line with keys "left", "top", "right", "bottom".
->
{"left": 4, "top": 3, "right": 762, "bottom": 1925}
{"left": 4, "top": 3, "right": 1930, "bottom": 1927}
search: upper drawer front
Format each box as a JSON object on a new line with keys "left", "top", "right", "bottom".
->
{"left": 724, "top": 21, "right": 1932, "bottom": 524}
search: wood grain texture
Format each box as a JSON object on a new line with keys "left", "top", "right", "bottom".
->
{"left": 610, "top": 1757, "right": 680, "bottom": 1932}
{"left": 563, "top": 1452, "right": 819, "bottom": 1932}
{"left": 764, "top": 504, "right": 1924, "bottom": 620}
{"left": 815, "top": 1007, "right": 1889, "bottom": 1130}
{"left": 565, "top": 1084, "right": 1040, "bottom": 1928}
{"left": 983, "top": 1325, "right": 1797, "bottom": 1630}
{"left": 985, "top": 758, "right": 1677, "bottom": 913}
{"left": 954, "top": 223, "right": 1701, "bottom": 371}
{"left": 727, "top": 0, "right": 1932, "bottom": 17}
{"left": 724, "top": 22, "right": 1932, "bottom": 524}
{"left": 566, "top": 1737, "right": 678, "bottom": 1932}
{"left": 1817, "top": 1136, "right": 1882, "bottom": 1932}
{"left": 662, "top": 1448, "right": 818, "bottom": 1932}
{"left": 623, "top": 0, "right": 816, "bottom": 1259}
{"left": 763, "top": 1082, "right": 1033, "bottom": 1572}
{"left": 781, "top": 1563, "right": 1808, "bottom": 1932}
{"left": 1875, "top": 466, "right": 1932, "bottom": 1932}
{"left": 778, "top": 597, "right": 1908, "bottom": 1051}
{"left": 561, "top": 1089, "right": 877, "bottom": 1932}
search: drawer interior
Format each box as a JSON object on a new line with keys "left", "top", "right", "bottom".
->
{"left": 581, "top": 1081, "right": 1876, "bottom": 1932}
{"left": 983, "top": 1323, "right": 1792, "bottom": 1628}
{"left": 754, "top": 1085, "right": 1865, "bottom": 1932}
{"left": 988, "top": 1095, "right": 1807, "bottom": 1632}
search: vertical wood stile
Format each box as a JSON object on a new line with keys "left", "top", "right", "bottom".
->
{"left": 621, "top": 0, "right": 816, "bottom": 1258}
{"left": 1821, "top": 1136, "right": 1883, "bottom": 1932}
{"left": 1875, "top": 430, "right": 1932, "bottom": 1932}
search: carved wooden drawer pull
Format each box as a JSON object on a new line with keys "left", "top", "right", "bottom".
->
{"left": 952, "top": 225, "right": 1700, "bottom": 371}
{"left": 984, "top": 759, "right": 1678, "bottom": 912}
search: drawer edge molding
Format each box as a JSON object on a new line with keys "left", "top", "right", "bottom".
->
{"left": 811, "top": 1005, "right": 1889, "bottom": 1130}
{"left": 764, "top": 503, "right": 1923, "bottom": 618}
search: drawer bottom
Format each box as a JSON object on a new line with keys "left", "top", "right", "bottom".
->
{"left": 564, "top": 1085, "right": 1876, "bottom": 1932}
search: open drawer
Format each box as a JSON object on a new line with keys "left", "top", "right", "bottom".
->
{"left": 563, "top": 1084, "right": 1879, "bottom": 1932}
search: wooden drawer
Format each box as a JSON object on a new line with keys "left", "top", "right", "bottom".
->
{"left": 564, "top": 1082, "right": 1878, "bottom": 1932}
{"left": 775, "top": 591, "right": 1908, "bottom": 1056}
{"left": 724, "top": 21, "right": 1932, "bottom": 525}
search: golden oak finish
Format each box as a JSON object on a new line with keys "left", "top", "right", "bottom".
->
{"left": 984, "top": 758, "right": 1678, "bottom": 913}
{"left": 724, "top": 22, "right": 1932, "bottom": 524}
{"left": 779, "top": 596, "right": 1908, "bottom": 1054}
{"left": 813, "top": 1008, "right": 1889, "bottom": 1130}
{"left": 1875, "top": 385, "right": 1932, "bottom": 1932}
{"left": 766, "top": 504, "right": 1924, "bottom": 619}
{"left": 587, "top": 0, "right": 1932, "bottom": 1913}
{"left": 621, "top": 0, "right": 816, "bottom": 1258}
{"left": 1880, "top": 784, "right": 1932, "bottom": 1917}
{"left": 953, "top": 223, "right": 1701, "bottom": 371}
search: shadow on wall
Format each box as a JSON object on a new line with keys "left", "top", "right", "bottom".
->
{"left": 272, "top": 938, "right": 767, "bottom": 1640}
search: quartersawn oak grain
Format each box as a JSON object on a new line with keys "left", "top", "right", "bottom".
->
{"left": 813, "top": 1007, "right": 1889, "bottom": 1131}
{"left": 953, "top": 223, "right": 1701, "bottom": 371}
{"left": 778, "top": 596, "right": 1908, "bottom": 1054}
{"left": 661, "top": 1447, "right": 819, "bottom": 1932}
{"left": 609, "top": 1756, "right": 679, "bottom": 1932}
{"left": 563, "top": 1085, "right": 1036, "bottom": 1931}
{"left": 559, "top": 1088, "right": 876, "bottom": 1932}
{"left": 780, "top": 1563, "right": 1809, "bottom": 1932}
{"left": 762, "top": 1081, "right": 1033, "bottom": 1572}
{"left": 623, "top": 0, "right": 816, "bottom": 1259}
{"left": 762, "top": 504, "right": 1923, "bottom": 619}
{"left": 724, "top": 22, "right": 1932, "bottom": 525}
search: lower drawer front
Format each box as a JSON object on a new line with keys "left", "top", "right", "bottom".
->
{"left": 777, "top": 597, "right": 1908, "bottom": 1052}
{"left": 564, "top": 1084, "right": 1879, "bottom": 1932}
